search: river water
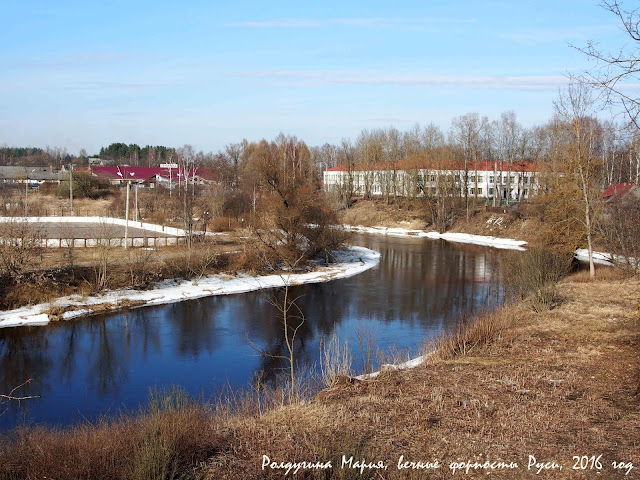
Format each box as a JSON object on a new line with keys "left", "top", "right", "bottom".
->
{"left": 0, "top": 234, "right": 504, "bottom": 430}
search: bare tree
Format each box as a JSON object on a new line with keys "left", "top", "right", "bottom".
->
{"left": 576, "top": 1, "right": 640, "bottom": 131}
{"left": 554, "top": 84, "right": 603, "bottom": 278}
{"left": 450, "top": 113, "right": 488, "bottom": 219}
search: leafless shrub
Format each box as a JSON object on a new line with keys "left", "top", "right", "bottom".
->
{"left": 432, "top": 308, "right": 513, "bottom": 360}
{"left": 127, "top": 248, "right": 164, "bottom": 288}
{"left": 319, "top": 333, "right": 353, "bottom": 387}
{"left": 0, "top": 219, "right": 44, "bottom": 283}
{"left": 502, "top": 247, "right": 571, "bottom": 312}
{"left": 209, "top": 216, "right": 240, "bottom": 232}
{"left": 355, "top": 322, "right": 376, "bottom": 375}
{"left": 89, "top": 221, "right": 123, "bottom": 291}
{"left": 599, "top": 198, "right": 640, "bottom": 273}
{"left": 164, "top": 243, "right": 229, "bottom": 281}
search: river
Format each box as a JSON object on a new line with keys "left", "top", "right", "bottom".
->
{"left": 0, "top": 234, "right": 505, "bottom": 430}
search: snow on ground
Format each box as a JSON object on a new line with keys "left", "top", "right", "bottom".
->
{"left": 0, "top": 216, "right": 224, "bottom": 238}
{"left": 574, "top": 248, "right": 639, "bottom": 268}
{"left": 355, "top": 353, "right": 432, "bottom": 380}
{"left": 344, "top": 225, "right": 528, "bottom": 250}
{"left": 0, "top": 246, "right": 380, "bottom": 329}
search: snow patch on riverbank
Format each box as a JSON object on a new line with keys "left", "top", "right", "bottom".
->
{"left": 574, "top": 248, "right": 638, "bottom": 268}
{"left": 355, "top": 353, "right": 432, "bottom": 380}
{"left": 0, "top": 246, "right": 380, "bottom": 329}
{"left": 344, "top": 225, "right": 528, "bottom": 250}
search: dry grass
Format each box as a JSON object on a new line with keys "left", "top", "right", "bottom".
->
{"left": 0, "top": 388, "right": 224, "bottom": 480}
{"left": 341, "top": 198, "right": 428, "bottom": 230}
{"left": 430, "top": 307, "right": 515, "bottom": 361}
{"left": 2, "top": 274, "right": 638, "bottom": 479}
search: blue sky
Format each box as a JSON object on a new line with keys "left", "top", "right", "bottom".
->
{"left": 0, "top": 0, "right": 630, "bottom": 154}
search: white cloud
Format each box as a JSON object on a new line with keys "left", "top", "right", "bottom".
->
{"left": 224, "top": 17, "right": 476, "bottom": 29}
{"left": 234, "top": 70, "right": 570, "bottom": 90}
{"left": 499, "top": 24, "right": 616, "bottom": 45}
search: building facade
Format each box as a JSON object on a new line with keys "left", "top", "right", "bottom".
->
{"left": 323, "top": 160, "right": 540, "bottom": 201}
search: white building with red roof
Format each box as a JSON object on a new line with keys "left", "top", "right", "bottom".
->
{"left": 323, "top": 159, "right": 540, "bottom": 201}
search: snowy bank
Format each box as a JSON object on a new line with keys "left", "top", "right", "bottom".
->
{"left": 355, "top": 353, "right": 432, "bottom": 380}
{"left": 344, "top": 225, "right": 528, "bottom": 251}
{"left": 574, "top": 248, "right": 638, "bottom": 268}
{"left": 0, "top": 246, "right": 380, "bottom": 329}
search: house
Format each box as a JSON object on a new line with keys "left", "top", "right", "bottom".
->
{"left": 0, "top": 166, "right": 61, "bottom": 186}
{"left": 602, "top": 184, "right": 640, "bottom": 203}
{"left": 323, "top": 159, "right": 540, "bottom": 201}
{"left": 90, "top": 166, "right": 219, "bottom": 188}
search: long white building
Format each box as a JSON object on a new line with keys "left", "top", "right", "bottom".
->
{"left": 323, "top": 160, "right": 540, "bottom": 201}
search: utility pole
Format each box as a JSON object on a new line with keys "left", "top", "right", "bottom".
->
{"left": 124, "top": 180, "right": 130, "bottom": 249}
{"left": 69, "top": 164, "right": 74, "bottom": 216}
{"left": 134, "top": 182, "right": 138, "bottom": 222}
{"left": 24, "top": 168, "right": 35, "bottom": 216}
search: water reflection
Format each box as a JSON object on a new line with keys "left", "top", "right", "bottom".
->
{"left": 0, "top": 235, "right": 503, "bottom": 429}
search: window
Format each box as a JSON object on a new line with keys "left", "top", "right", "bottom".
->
{"left": 510, "top": 176, "right": 515, "bottom": 183}
{"left": 454, "top": 175, "right": 460, "bottom": 182}
{"left": 489, "top": 175, "right": 494, "bottom": 183}
{"left": 524, "top": 189, "right": 528, "bottom": 196}
{"left": 431, "top": 186, "right": 437, "bottom": 195}
{"left": 477, "top": 176, "right": 484, "bottom": 183}
{"left": 489, "top": 187, "right": 494, "bottom": 196}
{"left": 477, "top": 188, "right": 483, "bottom": 195}
{"left": 430, "top": 175, "right": 436, "bottom": 182}
{"left": 524, "top": 177, "right": 529, "bottom": 184}
{"left": 470, "top": 188, "right": 475, "bottom": 194}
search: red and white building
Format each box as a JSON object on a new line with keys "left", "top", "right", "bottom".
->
{"left": 323, "top": 160, "right": 540, "bottom": 201}
{"left": 90, "top": 166, "right": 218, "bottom": 188}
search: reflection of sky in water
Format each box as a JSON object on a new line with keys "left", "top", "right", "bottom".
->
{"left": 0, "top": 235, "right": 504, "bottom": 429}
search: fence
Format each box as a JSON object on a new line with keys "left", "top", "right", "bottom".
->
{"left": 43, "top": 236, "right": 187, "bottom": 249}
{"left": 0, "top": 216, "right": 194, "bottom": 249}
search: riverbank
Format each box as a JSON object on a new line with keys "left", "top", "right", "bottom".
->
{"left": 0, "top": 245, "right": 380, "bottom": 328}
{"left": 340, "top": 198, "right": 545, "bottom": 246}
{"left": 202, "top": 270, "right": 639, "bottom": 479}
{"left": 2, "top": 269, "right": 637, "bottom": 479}
{"left": 344, "top": 224, "right": 527, "bottom": 250}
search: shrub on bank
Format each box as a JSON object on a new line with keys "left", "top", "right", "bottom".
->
{"left": 502, "top": 247, "right": 572, "bottom": 312}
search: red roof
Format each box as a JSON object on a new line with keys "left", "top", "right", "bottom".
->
{"left": 602, "top": 184, "right": 635, "bottom": 199}
{"left": 326, "top": 160, "right": 540, "bottom": 173}
{"left": 602, "top": 183, "right": 640, "bottom": 202}
{"left": 91, "top": 166, "right": 219, "bottom": 182}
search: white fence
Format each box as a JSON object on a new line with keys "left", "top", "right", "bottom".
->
{"left": 0, "top": 216, "right": 191, "bottom": 248}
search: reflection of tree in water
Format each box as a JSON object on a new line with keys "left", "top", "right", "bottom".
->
{"left": 244, "top": 236, "right": 505, "bottom": 385}
{"left": 167, "top": 299, "right": 220, "bottom": 359}
{"left": 59, "top": 323, "right": 78, "bottom": 386}
{"left": 0, "top": 327, "right": 53, "bottom": 423}
{"left": 247, "top": 287, "right": 315, "bottom": 385}
{"left": 348, "top": 237, "right": 504, "bottom": 327}
{"left": 85, "top": 317, "right": 131, "bottom": 393}
{"left": 127, "top": 309, "right": 163, "bottom": 359}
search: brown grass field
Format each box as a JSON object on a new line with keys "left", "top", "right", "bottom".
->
{"left": 1, "top": 269, "right": 638, "bottom": 479}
